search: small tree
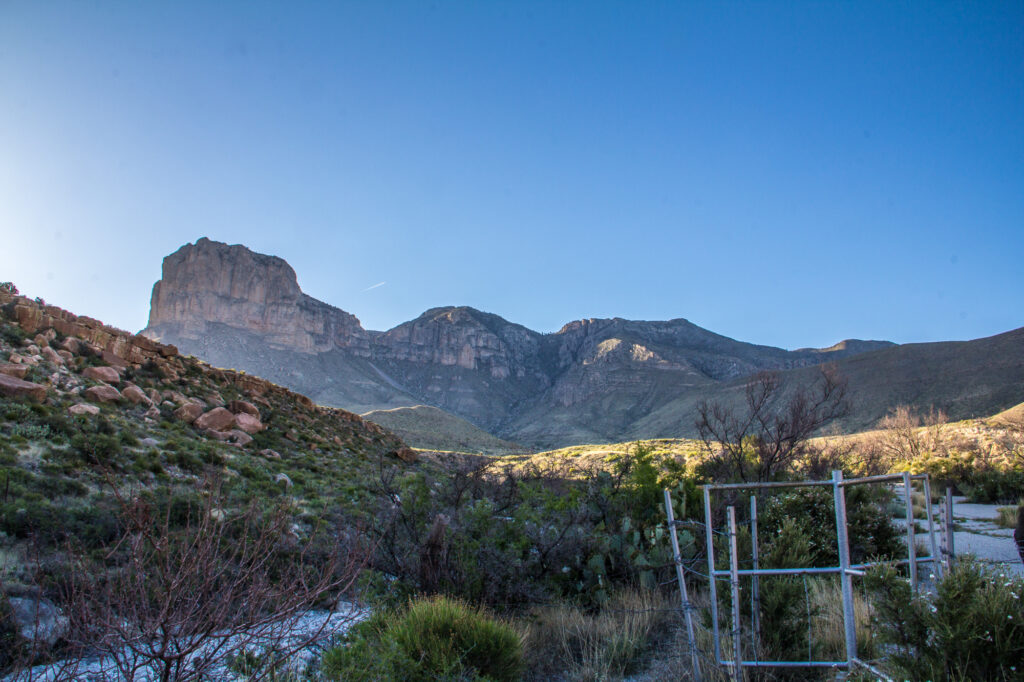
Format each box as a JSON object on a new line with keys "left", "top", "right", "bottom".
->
{"left": 48, "top": 480, "right": 364, "bottom": 682}
{"left": 695, "top": 365, "right": 849, "bottom": 482}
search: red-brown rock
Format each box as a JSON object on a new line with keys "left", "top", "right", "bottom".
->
{"left": 229, "top": 429, "right": 253, "bottom": 446}
{"left": 84, "top": 384, "right": 121, "bottom": 403}
{"left": 0, "top": 374, "right": 47, "bottom": 402}
{"left": 0, "top": 364, "right": 29, "bottom": 379}
{"left": 68, "top": 403, "right": 100, "bottom": 416}
{"left": 228, "top": 400, "right": 260, "bottom": 418}
{"left": 173, "top": 402, "right": 204, "bottom": 424}
{"left": 82, "top": 366, "right": 120, "bottom": 384}
{"left": 59, "top": 337, "right": 80, "bottom": 354}
{"left": 193, "top": 407, "right": 236, "bottom": 432}
{"left": 390, "top": 446, "right": 419, "bottom": 463}
{"left": 40, "top": 347, "right": 63, "bottom": 365}
{"left": 122, "top": 385, "right": 152, "bottom": 405}
{"left": 233, "top": 412, "right": 264, "bottom": 434}
{"left": 56, "top": 350, "right": 74, "bottom": 363}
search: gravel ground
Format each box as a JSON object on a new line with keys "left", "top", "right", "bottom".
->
{"left": 948, "top": 495, "right": 1023, "bottom": 575}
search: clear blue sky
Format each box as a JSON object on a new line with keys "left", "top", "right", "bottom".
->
{"left": 1, "top": 1, "right": 1021, "bottom": 349}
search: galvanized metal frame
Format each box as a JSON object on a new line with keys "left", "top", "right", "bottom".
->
{"left": 702, "top": 470, "right": 942, "bottom": 677}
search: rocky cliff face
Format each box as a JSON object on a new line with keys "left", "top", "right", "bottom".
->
{"left": 144, "top": 239, "right": 945, "bottom": 447}
{"left": 146, "top": 238, "right": 370, "bottom": 355}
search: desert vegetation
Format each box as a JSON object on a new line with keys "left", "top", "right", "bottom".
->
{"left": 1, "top": 287, "right": 1022, "bottom": 680}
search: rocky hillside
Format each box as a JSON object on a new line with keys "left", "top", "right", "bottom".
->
{"left": 0, "top": 285, "right": 420, "bottom": 561}
{"left": 141, "top": 239, "right": 1024, "bottom": 449}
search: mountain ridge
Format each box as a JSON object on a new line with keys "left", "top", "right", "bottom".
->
{"left": 141, "top": 238, "right": 1024, "bottom": 448}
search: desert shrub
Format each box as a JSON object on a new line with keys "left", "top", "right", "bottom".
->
{"left": 961, "top": 468, "right": 1024, "bottom": 504}
{"left": 0, "top": 324, "right": 25, "bottom": 346}
{"left": 760, "top": 486, "right": 901, "bottom": 566}
{"left": 865, "top": 558, "right": 1024, "bottom": 681}
{"left": 70, "top": 433, "right": 120, "bottom": 466}
{"left": 757, "top": 518, "right": 817, "bottom": 660}
{"left": 322, "top": 596, "right": 523, "bottom": 682}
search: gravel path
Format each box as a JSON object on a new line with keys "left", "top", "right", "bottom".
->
{"left": 948, "top": 495, "right": 1023, "bottom": 576}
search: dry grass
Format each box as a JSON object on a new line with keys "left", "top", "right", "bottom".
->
{"left": 805, "top": 577, "right": 877, "bottom": 661}
{"left": 520, "top": 589, "right": 670, "bottom": 681}
{"left": 995, "top": 505, "right": 1021, "bottom": 529}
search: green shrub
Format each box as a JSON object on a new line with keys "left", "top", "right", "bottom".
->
{"left": 760, "top": 486, "right": 901, "bottom": 565}
{"left": 962, "top": 468, "right": 1024, "bottom": 505}
{"left": 70, "top": 433, "right": 121, "bottom": 466}
{"left": 865, "top": 557, "right": 1024, "bottom": 681}
{"left": 322, "top": 596, "right": 523, "bottom": 681}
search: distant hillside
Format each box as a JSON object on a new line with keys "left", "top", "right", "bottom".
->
{"left": 362, "top": 405, "right": 526, "bottom": 455}
{"left": 141, "top": 239, "right": 1024, "bottom": 448}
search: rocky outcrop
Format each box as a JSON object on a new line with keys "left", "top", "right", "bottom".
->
{"left": 0, "top": 290, "right": 179, "bottom": 369}
{"left": 144, "top": 238, "right": 370, "bottom": 355}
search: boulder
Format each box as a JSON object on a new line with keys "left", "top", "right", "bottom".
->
{"left": 229, "top": 429, "right": 253, "bottom": 446}
{"left": 203, "top": 428, "right": 232, "bottom": 441}
{"left": 84, "top": 384, "right": 121, "bottom": 403}
{"left": 40, "top": 346, "right": 63, "bottom": 365}
{"left": 143, "top": 405, "right": 161, "bottom": 420}
{"left": 9, "top": 353, "right": 37, "bottom": 366}
{"left": 233, "top": 412, "right": 264, "bottom": 434}
{"left": 146, "top": 388, "right": 161, "bottom": 403}
{"left": 193, "top": 407, "right": 236, "bottom": 432}
{"left": 228, "top": 400, "right": 261, "bottom": 418}
{"left": 390, "top": 446, "right": 419, "bottom": 463}
{"left": 205, "top": 392, "right": 225, "bottom": 407}
{"left": 0, "top": 364, "right": 29, "bottom": 379}
{"left": 68, "top": 403, "right": 100, "bottom": 416}
{"left": 258, "top": 448, "right": 282, "bottom": 460}
{"left": 59, "top": 337, "right": 81, "bottom": 354}
{"left": 162, "top": 390, "right": 189, "bottom": 405}
{"left": 173, "top": 402, "right": 204, "bottom": 424}
{"left": 25, "top": 344, "right": 39, "bottom": 355}
{"left": 122, "top": 384, "right": 152, "bottom": 405}
{"left": 33, "top": 334, "right": 50, "bottom": 348}
{"left": 56, "top": 350, "right": 74, "bottom": 363}
{"left": 82, "top": 366, "right": 120, "bottom": 384}
{"left": 8, "top": 597, "right": 67, "bottom": 646}
{"left": 0, "top": 375, "right": 47, "bottom": 402}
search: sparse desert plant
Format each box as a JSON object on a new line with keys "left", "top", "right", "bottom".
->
{"left": 321, "top": 595, "right": 523, "bottom": 682}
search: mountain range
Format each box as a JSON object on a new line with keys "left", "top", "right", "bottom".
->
{"left": 141, "top": 238, "right": 1024, "bottom": 449}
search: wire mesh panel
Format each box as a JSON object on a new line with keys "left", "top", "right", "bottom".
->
{"left": 695, "top": 471, "right": 942, "bottom": 678}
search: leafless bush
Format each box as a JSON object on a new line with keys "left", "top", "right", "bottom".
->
{"left": 9, "top": 478, "right": 365, "bottom": 682}
{"left": 877, "top": 405, "right": 947, "bottom": 463}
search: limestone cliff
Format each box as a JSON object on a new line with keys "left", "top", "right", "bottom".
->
{"left": 146, "top": 238, "right": 370, "bottom": 355}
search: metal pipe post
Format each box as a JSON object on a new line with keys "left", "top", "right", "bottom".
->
{"left": 703, "top": 486, "right": 722, "bottom": 662}
{"left": 664, "top": 489, "right": 702, "bottom": 682}
{"left": 902, "top": 471, "right": 918, "bottom": 591}
{"left": 922, "top": 474, "right": 939, "bottom": 579}
{"left": 832, "top": 470, "right": 858, "bottom": 667}
{"left": 727, "top": 506, "right": 744, "bottom": 682}
{"left": 749, "top": 494, "right": 761, "bottom": 649}
{"left": 945, "top": 487, "right": 955, "bottom": 566}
